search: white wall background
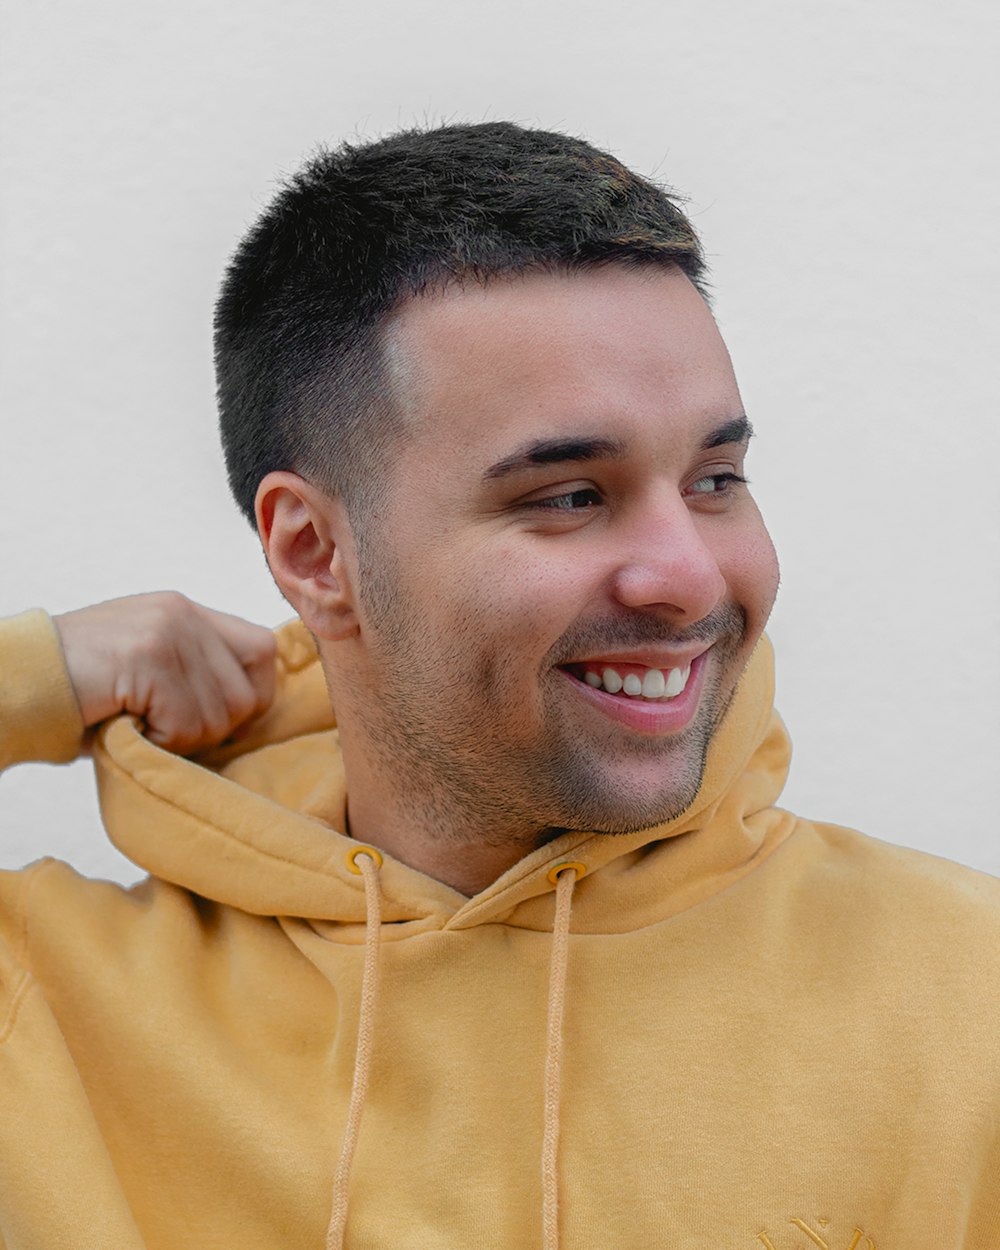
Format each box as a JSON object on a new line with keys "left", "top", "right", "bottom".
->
{"left": 1, "top": 0, "right": 997, "bottom": 883}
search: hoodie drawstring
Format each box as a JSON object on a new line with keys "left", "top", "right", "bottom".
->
{"left": 326, "top": 847, "right": 384, "bottom": 1250}
{"left": 326, "top": 850, "right": 582, "bottom": 1250}
{"left": 541, "top": 861, "right": 583, "bottom": 1250}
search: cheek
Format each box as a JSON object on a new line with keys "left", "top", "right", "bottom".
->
{"left": 707, "top": 502, "right": 778, "bottom": 621}
{"left": 729, "top": 523, "right": 780, "bottom": 626}
{"left": 445, "top": 549, "right": 589, "bottom": 670}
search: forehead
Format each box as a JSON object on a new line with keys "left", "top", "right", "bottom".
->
{"left": 384, "top": 265, "right": 741, "bottom": 464}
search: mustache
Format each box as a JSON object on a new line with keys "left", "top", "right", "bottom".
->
{"left": 547, "top": 602, "right": 747, "bottom": 665}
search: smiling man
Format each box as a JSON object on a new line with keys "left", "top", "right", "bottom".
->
{"left": 258, "top": 264, "right": 777, "bottom": 894}
{"left": 1, "top": 123, "right": 998, "bottom": 1249}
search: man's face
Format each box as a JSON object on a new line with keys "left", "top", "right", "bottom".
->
{"left": 344, "top": 265, "right": 779, "bottom": 841}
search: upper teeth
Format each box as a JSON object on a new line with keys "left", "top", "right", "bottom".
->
{"left": 582, "top": 664, "right": 692, "bottom": 700}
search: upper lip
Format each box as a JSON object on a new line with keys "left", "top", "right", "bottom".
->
{"left": 559, "top": 645, "right": 711, "bottom": 671}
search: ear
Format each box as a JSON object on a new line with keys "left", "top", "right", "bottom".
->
{"left": 255, "top": 471, "right": 359, "bottom": 641}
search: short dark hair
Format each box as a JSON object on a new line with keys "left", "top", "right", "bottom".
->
{"left": 215, "top": 121, "right": 707, "bottom": 526}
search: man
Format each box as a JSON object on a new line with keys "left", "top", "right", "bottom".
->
{"left": 1, "top": 122, "right": 998, "bottom": 1249}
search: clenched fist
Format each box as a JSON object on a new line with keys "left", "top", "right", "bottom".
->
{"left": 54, "top": 593, "right": 278, "bottom": 755}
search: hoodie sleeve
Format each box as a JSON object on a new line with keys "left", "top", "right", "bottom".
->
{"left": 0, "top": 611, "right": 86, "bottom": 772}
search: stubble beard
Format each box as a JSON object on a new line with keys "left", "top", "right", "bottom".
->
{"left": 350, "top": 541, "right": 749, "bottom": 849}
{"left": 533, "top": 604, "right": 748, "bottom": 836}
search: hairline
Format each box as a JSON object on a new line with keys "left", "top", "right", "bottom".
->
{"left": 322, "top": 255, "right": 708, "bottom": 518}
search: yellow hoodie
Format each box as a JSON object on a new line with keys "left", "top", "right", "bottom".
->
{"left": 1, "top": 609, "right": 999, "bottom": 1250}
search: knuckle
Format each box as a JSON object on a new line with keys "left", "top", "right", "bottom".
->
{"left": 247, "top": 630, "right": 278, "bottom": 664}
{"left": 145, "top": 590, "right": 189, "bottom": 619}
{"left": 132, "top": 594, "right": 193, "bottom": 663}
{"left": 228, "top": 686, "right": 257, "bottom": 723}
{"left": 134, "top": 625, "right": 174, "bottom": 666}
{"left": 258, "top": 640, "right": 279, "bottom": 668}
{"left": 204, "top": 711, "right": 234, "bottom": 745}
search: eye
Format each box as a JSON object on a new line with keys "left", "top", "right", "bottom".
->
{"left": 687, "top": 472, "right": 748, "bottom": 496}
{"left": 526, "top": 486, "right": 603, "bottom": 511}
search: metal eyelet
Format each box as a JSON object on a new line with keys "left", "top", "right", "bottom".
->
{"left": 346, "top": 846, "right": 383, "bottom": 874}
{"left": 547, "top": 860, "right": 586, "bottom": 885}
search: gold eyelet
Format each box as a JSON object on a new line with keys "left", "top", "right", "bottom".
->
{"left": 547, "top": 861, "right": 586, "bottom": 885}
{"left": 346, "top": 845, "right": 383, "bottom": 874}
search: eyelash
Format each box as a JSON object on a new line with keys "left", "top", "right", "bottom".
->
{"left": 688, "top": 472, "right": 749, "bottom": 496}
{"left": 529, "top": 487, "right": 604, "bottom": 512}
{"left": 527, "top": 473, "right": 748, "bottom": 511}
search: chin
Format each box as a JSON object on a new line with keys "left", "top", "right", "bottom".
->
{"left": 585, "top": 790, "right": 703, "bottom": 836}
{"left": 548, "top": 748, "right": 708, "bottom": 836}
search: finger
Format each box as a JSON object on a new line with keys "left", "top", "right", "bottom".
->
{"left": 136, "top": 635, "right": 214, "bottom": 752}
{"left": 186, "top": 629, "right": 264, "bottom": 745}
{"left": 192, "top": 605, "right": 278, "bottom": 715}
{"left": 139, "top": 633, "right": 251, "bottom": 753}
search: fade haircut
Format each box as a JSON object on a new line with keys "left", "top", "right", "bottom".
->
{"left": 215, "top": 121, "right": 707, "bottom": 528}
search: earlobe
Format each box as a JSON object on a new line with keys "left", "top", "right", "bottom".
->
{"left": 255, "top": 472, "right": 360, "bottom": 640}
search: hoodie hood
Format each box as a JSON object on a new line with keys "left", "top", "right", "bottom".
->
{"left": 92, "top": 620, "right": 794, "bottom": 932}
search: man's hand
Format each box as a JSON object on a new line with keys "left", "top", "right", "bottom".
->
{"left": 54, "top": 593, "right": 278, "bottom": 755}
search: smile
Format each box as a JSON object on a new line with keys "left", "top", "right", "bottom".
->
{"left": 558, "top": 651, "right": 710, "bottom": 735}
{"left": 578, "top": 662, "right": 692, "bottom": 701}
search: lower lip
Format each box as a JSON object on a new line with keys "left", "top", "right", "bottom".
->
{"left": 559, "top": 651, "right": 709, "bottom": 735}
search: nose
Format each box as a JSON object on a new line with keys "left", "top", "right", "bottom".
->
{"left": 608, "top": 491, "right": 728, "bottom": 622}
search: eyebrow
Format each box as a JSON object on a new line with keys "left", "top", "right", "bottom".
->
{"left": 482, "top": 415, "right": 754, "bottom": 483}
{"left": 482, "top": 436, "right": 627, "bottom": 481}
{"left": 701, "top": 415, "right": 754, "bottom": 449}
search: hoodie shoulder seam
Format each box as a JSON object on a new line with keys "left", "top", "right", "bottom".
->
{"left": 7, "top": 858, "right": 60, "bottom": 969}
{"left": 0, "top": 966, "right": 37, "bottom": 1046}
{"left": 0, "top": 859, "right": 58, "bottom": 1045}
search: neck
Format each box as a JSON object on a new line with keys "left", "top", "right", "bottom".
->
{"left": 346, "top": 789, "right": 536, "bottom": 896}
{"left": 337, "top": 725, "right": 550, "bottom": 897}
